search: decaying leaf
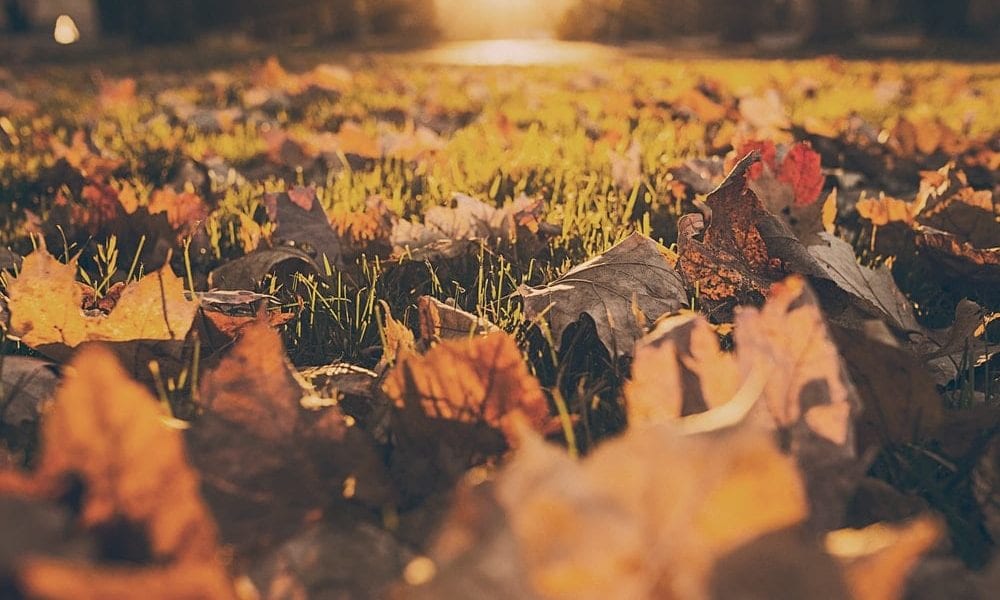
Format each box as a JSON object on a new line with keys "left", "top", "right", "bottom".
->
{"left": 520, "top": 232, "right": 687, "bottom": 356}
{"left": 5, "top": 247, "right": 199, "bottom": 354}
{"left": 0, "top": 345, "right": 235, "bottom": 599}
{"left": 383, "top": 331, "right": 550, "bottom": 444}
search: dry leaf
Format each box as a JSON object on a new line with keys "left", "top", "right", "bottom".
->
{"left": 187, "top": 322, "right": 393, "bottom": 553}
{"left": 807, "top": 233, "right": 922, "bottom": 334}
{"left": 520, "top": 232, "right": 687, "bottom": 356}
{"left": 382, "top": 331, "right": 550, "bottom": 445}
{"left": 494, "top": 423, "right": 808, "bottom": 599}
{"left": 0, "top": 345, "right": 235, "bottom": 599}
{"left": 6, "top": 247, "right": 199, "bottom": 353}
{"left": 261, "top": 186, "right": 345, "bottom": 268}
{"left": 417, "top": 295, "right": 498, "bottom": 345}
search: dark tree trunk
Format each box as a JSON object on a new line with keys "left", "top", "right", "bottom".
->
{"left": 806, "top": 0, "right": 858, "bottom": 44}
{"left": 717, "top": 1, "right": 758, "bottom": 43}
{"left": 4, "top": 0, "right": 30, "bottom": 32}
{"left": 919, "top": 0, "right": 970, "bottom": 37}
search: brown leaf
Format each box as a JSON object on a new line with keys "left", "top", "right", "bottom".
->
{"left": 0, "top": 345, "right": 235, "bottom": 599}
{"left": 187, "top": 322, "right": 393, "bottom": 553}
{"left": 677, "top": 152, "right": 791, "bottom": 307}
{"left": 6, "top": 247, "right": 199, "bottom": 353}
{"left": 382, "top": 331, "right": 550, "bottom": 445}
{"left": 261, "top": 186, "right": 345, "bottom": 268}
{"left": 807, "top": 233, "right": 922, "bottom": 334}
{"left": 493, "top": 423, "right": 807, "bottom": 599}
{"left": 417, "top": 296, "right": 498, "bottom": 345}
{"left": 520, "top": 232, "right": 687, "bottom": 356}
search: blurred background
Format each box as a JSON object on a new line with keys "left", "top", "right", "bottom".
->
{"left": 1, "top": 0, "right": 998, "bottom": 49}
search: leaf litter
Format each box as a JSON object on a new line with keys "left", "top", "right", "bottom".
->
{"left": 0, "top": 53, "right": 999, "bottom": 599}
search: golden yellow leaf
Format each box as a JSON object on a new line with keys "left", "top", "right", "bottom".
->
{"left": 6, "top": 248, "right": 198, "bottom": 351}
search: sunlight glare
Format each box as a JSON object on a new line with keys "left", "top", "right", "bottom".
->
{"left": 54, "top": 14, "right": 80, "bottom": 45}
{"left": 412, "top": 39, "right": 619, "bottom": 66}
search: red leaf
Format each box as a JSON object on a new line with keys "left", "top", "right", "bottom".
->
{"left": 733, "top": 139, "right": 777, "bottom": 180}
{"left": 778, "top": 142, "right": 824, "bottom": 206}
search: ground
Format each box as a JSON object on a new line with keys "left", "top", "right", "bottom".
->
{"left": 0, "top": 41, "right": 999, "bottom": 599}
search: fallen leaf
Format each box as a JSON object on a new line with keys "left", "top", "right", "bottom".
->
{"left": 827, "top": 517, "right": 942, "bottom": 600}
{"left": 0, "top": 345, "right": 236, "bottom": 599}
{"left": 807, "top": 232, "right": 922, "bottom": 334}
{"left": 778, "top": 141, "right": 826, "bottom": 207}
{"left": 520, "top": 232, "right": 687, "bottom": 356}
{"left": 0, "top": 356, "right": 59, "bottom": 428}
{"left": 417, "top": 296, "right": 498, "bottom": 345}
{"left": 5, "top": 247, "right": 199, "bottom": 354}
{"left": 383, "top": 331, "right": 550, "bottom": 446}
{"left": 261, "top": 186, "right": 344, "bottom": 267}
{"left": 493, "top": 423, "right": 808, "bottom": 599}
{"left": 208, "top": 246, "right": 318, "bottom": 291}
{"left": 187, "top": 322, "right": 393, "bottom": 554}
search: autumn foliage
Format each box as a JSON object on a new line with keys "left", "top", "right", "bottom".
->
{"left": 0, "top": 53, "right": 998, "bottom": 599}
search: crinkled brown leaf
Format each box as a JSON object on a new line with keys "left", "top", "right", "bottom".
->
{"left": 6, "top": 247, "right": 199, "bottom": 352}
{"left": 520, "top": 232, "right": 687, "bottom": 356}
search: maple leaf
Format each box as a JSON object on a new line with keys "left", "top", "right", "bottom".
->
{"left": 0, "top": 345, "right": 236, "bottom": 599}
{"left": 382, "top": 331, "right": 550, "bottom": 446}
{"left": 5, "top": 247, "right": 199, "bottom": 355}
{"left": 520, "top": 232, "right": 687, "bottom": 356}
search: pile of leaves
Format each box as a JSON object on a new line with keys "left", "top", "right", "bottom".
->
{"left": 0, "top": 53, "right": 998, "bottom": 598}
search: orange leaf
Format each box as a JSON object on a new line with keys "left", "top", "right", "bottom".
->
{"left": 778, "top": 141, "right": 824, "bottom": 207}
{"left": 1, "top": 345, "right": 236, "bottom": 599}
{"left": 382, "top": 331, "right": 550, "bottom": 445}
